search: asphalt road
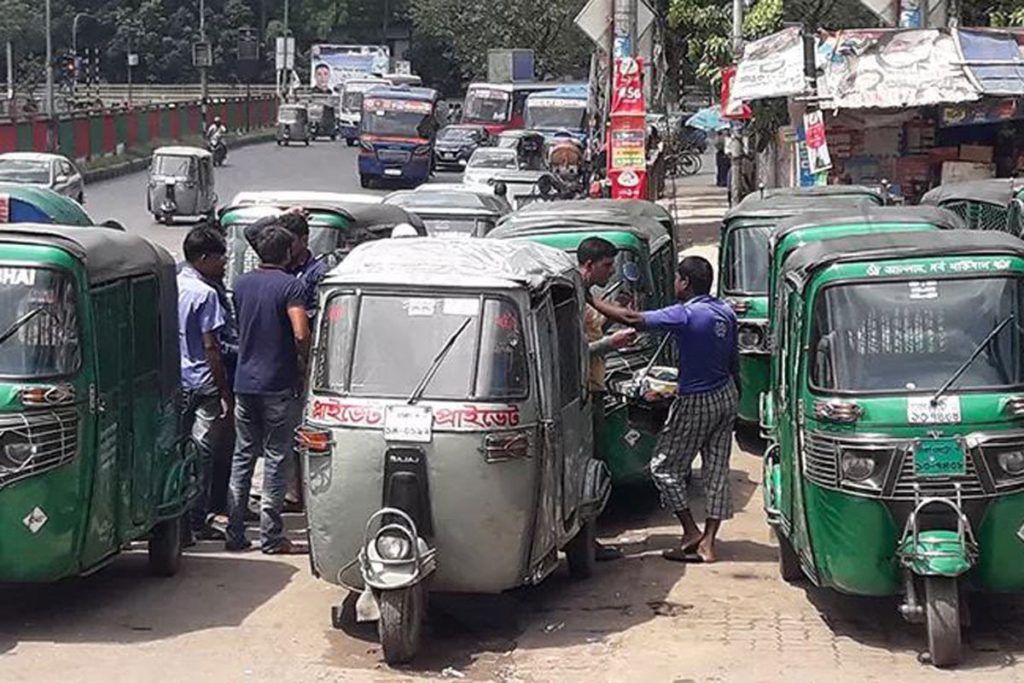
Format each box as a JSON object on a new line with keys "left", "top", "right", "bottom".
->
{"left": 85, "top": 140, "right": 460, "bottom": 259}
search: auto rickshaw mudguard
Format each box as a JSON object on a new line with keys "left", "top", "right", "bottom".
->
{"left": 897, "top": 530, "right": 973, "bottom": 578}
{"left": 803, "top": 483, "right": 903, "bottom": 595}
{"left": 598, "top": 402, "right": 656, "bottom": 486}
{"left": 737, "top": 354, "right": 769, "bottom": 423}
{"left": 974, "top": 490, "right": 1024, "bottom": 591}
{"left": 762, "top": 443, "right": 781, "bottom": 525}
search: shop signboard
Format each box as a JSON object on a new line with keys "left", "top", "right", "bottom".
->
{"left": 730, "top": 27, "right": 805, "bottom": 105}
{"left": 940, "top": 98, "right": 1023, "bottom": 127}
{"left": 608, "top": 57, "right": 647, "bottom": 200}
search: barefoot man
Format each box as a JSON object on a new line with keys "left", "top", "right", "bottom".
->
{"left": 593, "top": 255, "right": 738, "bottom": 563}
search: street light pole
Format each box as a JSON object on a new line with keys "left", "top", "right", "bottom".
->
{"left": 45, "top": 0, "right": 54, "bottom": 119}
{"left": 200, "top": 0, "right": 208, "bottom": 125}
{"left": 729, "top": 0, "right": 744, "bottom": 206}
{"left": 71, "top": 13, "right": 89, "bottom": 99}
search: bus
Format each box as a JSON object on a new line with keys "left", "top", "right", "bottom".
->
{"left": 461, "top": 82, "right": 558, "bottom": 134}
{"left": 358, "top": 86, "right": 442, "bottom": 188}
{"left": 338, "top": 77, "right": 391, "bottom": 145}
{"left": 524, "top": 83, "right": 591, "bottom": 143}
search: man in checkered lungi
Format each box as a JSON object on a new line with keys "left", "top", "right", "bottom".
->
{"left": 594, "top": 256, "right": 738, "bottom": 563}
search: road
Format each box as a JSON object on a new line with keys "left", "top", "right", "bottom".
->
{"left": 4, "top": 147, "right": 1024, "bottom": 681}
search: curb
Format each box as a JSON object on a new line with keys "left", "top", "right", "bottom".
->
{"left": 83, "top": 130, "right": 277, "bottom": 183}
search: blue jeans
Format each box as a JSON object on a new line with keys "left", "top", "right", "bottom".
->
{"left": 227, "top": 392, "right": 301, "bottom": 550}
{"left": 181, "top": 387, "right": 220, "bottom": 532}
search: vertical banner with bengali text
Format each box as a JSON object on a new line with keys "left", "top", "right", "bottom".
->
{"left": 608, "top": 57, "right": 647, "bottom": 200}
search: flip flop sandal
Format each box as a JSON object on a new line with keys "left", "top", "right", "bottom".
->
{"left": 662, "top": 548, "right": 706, "bottom": 563}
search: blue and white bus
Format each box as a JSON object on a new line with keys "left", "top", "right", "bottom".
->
{"left": 358, "top": 87, "right": 442, "bottom": 188}
{"left": 523, "top": 84, "right": 591, "bottom": 143}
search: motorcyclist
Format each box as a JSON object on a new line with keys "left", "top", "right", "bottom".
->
{"left": 206, "top": 116, "right": 227, "bottom": 145}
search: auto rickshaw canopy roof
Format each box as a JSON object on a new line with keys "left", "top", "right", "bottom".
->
{"left": 153, "top": 145, "right": 211, "bottom": 159}
{"left": 384, "top": 189, "right": 508, "bottom": 214}
{"left": 228, "top": 190, "right": 381, "bottom": 208}
{"left": 490, "top": 212, "right": 670, "bottom": 245}
{"left": 755, "top": 184, "right": 887, "bottom": 205}
{"left": 516, "top": 198, "right": 673, "bottom": 225}
{"left": 219, "top": 203, "right": 353, "bottom": 228}
{"left": 346, "top": 203, "right": 427, "bottom": 235}
{"left": 325, "top": 236, "right": 577, "bottom": 291}
{"left": 0, "top": 183, "right": 93, "bottom": 226}
{"left": 772, "top": 205, "right": 966, "bottom": 242}
{"left": 725, "top": 194, "right": 876, "bottom": 221}
{"left": 781, "top": 229, "right": 1024, "bottom": 289}
{"left": 920, "top": 178, "right": 1024, "bottom": 208}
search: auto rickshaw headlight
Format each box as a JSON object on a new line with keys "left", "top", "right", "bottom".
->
{"left": 997, "top": 450, "right": 1024, "bottom": 476}
{"left": 375, "top": 532, "right": 413, "bottom": 561}
{"left": 0, "top": 432, "right": 36, "bottom": 468}
{"left": 840, "top": 451, "right": 877, "bottom": 482}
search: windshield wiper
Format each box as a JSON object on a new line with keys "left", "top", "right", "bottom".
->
{"left": 407, "top": 317, "right": 474, "bottom": 406}
{"left": 0, "top": 307, "right": 49, "bottom": 348}
{"left": 930, "top": 313, "right": 1015, "bottom": 406}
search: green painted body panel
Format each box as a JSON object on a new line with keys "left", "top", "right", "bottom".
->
{"left": 773, "top": 251, "right": 1024, "bottom": 597}
{"left": 0, "top": 183, "right": 93, "bottom": 226}
{"left": 803, "top": 484, "right": 902, "bottom": 595}
{"left": 0, "top": 243, "right": 187, "bottom": 582}
{"left": 976, "top": 492, "right": 1024, "bottom": 591}
{"left": 601, "top": 403, "right": 655, "bottom": 485}
{"left": 738, "top": 355, "right": 768, "bottom": 423}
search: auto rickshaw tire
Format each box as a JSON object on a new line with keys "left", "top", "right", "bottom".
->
{"left": 776, "top": 531, "right": 803, "bottom": 583}
{"left": 925, "top": 576, "right": 962, "bottom": 668}
{"left": 565, "top": 516, "right": 597, "bottom": 580}
{"left": 347, "top": 139, "right": 356, "bottom": 147}
{"left": 377, "top": 585, "right": 424, "bottom": 665}
{"left": 148, "top": 515, "right": 183, "bottom": 577}
{"left": 360, "top": 175, "right": 372, "bottom": 189}
{"left": 331, "top": 134, "right": 338, "bottom": 141}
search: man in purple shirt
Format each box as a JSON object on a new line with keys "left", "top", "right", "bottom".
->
{"left": 594, "top": 256, "right": 738, "bottom": 563}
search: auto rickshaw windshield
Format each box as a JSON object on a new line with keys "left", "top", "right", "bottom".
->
{"left": 152, "top": 155, "right": 195, "bottom": 178}
{"left": 724, "top": 225, "right": 771, "bottom": 295}
{"left": 318, "top": 293, "right": 528, "bottom": 400}
{"left": 280, "top": 108, "right": 301, "bottom": 123}
{"left": 810, "top": 275, "right": 1024, "bottom": 393}
{"left": 0, "top": 267, "right": 79, "bottom": 378}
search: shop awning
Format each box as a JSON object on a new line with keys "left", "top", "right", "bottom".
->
{"left": 957, "top": 28, "right": 1024, "bottom": 96}
{"left": 729, "top": 27, "right": 806, "bottom": 103}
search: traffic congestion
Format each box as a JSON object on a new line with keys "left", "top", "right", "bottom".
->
{"left": 3, "top": 5, "right": 1024, "bottom": 681}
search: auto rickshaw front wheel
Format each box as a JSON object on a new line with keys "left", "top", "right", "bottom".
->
{"left": 924, "top": 576, "right": 962, "bottom": 668}
{"left": 776, "top": 531, "right": 803, "bottom": 583}
{"left": 565, "top": 516, "right": 597, "bottom": 579}
{"left": 147, "top": 515, "right": 183, "bottom": 577}
{"left": 377, "top": 585, "right": 425, "bottom": 665}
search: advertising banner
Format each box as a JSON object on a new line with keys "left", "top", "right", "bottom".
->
{"left": 609, "top": 57, "right": 647, "bottom": 199}
{"left": 803, "top": 110, "right": 832, "bottom": 174}
{"left": 611, "top": 57, "right": 644, "bottom": 115}
{"left": 730, "top": 27, "right": 805, "bottom": 104}
{"left": 310, "top": 45, "right": 390, "bottom": 94}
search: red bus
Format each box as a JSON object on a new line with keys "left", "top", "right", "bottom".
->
{"left": 461, "top": 82, "right": 559, "bottom": 134}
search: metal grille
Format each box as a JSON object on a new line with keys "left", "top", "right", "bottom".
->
{"left": 802, "top": 431, "right": 841, "bottom": 488}
{"left": 944, "top": 200, "right": 1010, "bottom": 232}
{"left": 892, "top": 447, "right": 986, "bottom": 500}
{"left": 0, "top": 407, "right": 79, "bottom": 490}
{"left": 377, "top": 149, "right": 411, "bottom": 163}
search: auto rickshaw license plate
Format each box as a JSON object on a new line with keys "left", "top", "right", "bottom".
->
{"left": 384, "top": 405, "right": 433, "bottom": 443}
{"left": 913, "top": 438, "right": 965, "bottom": 478}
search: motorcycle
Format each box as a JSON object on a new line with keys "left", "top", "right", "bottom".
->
{"left": 207, "top": 131, "right": 227, "bottom": 166}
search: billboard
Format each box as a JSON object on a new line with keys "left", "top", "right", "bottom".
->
{"left": 310, "top": 44, "right": 390, "bottom": 94}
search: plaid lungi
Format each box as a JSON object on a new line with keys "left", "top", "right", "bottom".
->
{"left": 650, "top": 381, "right": 738, "bottom": 520}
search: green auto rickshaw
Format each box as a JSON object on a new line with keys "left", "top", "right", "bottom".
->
{"left": 0, "top": 224, "right": 192, "bottom": 583}
{"left": 511, "top": 198, "right": 679, "bottom": 249}
{"left": 761, "top": 229, "right": 1024, "bottom": 668}
{"left": 488, "top": 213, "right": 677, "bottom": 485}
{"left": 719, "top": 193, "right": 878, "bottom": 424}
{"left": 219, "top": 197, "right": 426, "bottom": 291}
{"left": 920, "top": 178, "right": 1024, "bottom": 235}
{"left": 756, "top": 183, "right": 889, "bottom": 205}
{"left": 0, "top": 183, "right": 94, "bottom": 226}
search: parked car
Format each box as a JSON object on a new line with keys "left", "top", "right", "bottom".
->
{"left": 462, "top": 147, "right": 520, "bottom": 185}
{"left": 0, "top": 152, "right": 85, "bottom": 204}
{"left": 433, "top": 125, "right": 491, "bottom": 171}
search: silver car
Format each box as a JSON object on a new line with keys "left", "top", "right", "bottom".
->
{"left": 0, "top": 152, "right": 85, "bottom": 204}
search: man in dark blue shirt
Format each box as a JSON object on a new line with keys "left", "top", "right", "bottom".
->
{"left": 226, "top": 225, "right": 311, "bottom": 554}
{"left": 594, "top": 256, "right": 738, "bottom": 564}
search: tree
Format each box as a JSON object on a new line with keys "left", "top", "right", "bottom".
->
{"left": 409, "top": 0, "right": 591, "bottom": 82}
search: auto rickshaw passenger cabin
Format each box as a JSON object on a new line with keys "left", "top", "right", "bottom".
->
{"left": 920, "top": 178, "right": 1024, "bottom": 235}
{"left": 0, "top": 224, "right": 188, "bottom": 583}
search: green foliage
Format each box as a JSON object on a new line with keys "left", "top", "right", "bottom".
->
{"left": 409, "top": 0, "right": 591, "bottom": 81}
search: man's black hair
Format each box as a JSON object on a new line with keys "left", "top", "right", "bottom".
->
{"left": 577, "top": 236, "right": 617, "bottom": 266}
{"left": 183, "top": 225, "right": 226, "bottom": 263}
{"left": 254, "top": 225, "right": 295, "bottom": 266}
{"left": 677, "top": 255, "right": 713, "bottom": 296}
{"left": 277, "top": 210, "right": 310, "bottom": 238}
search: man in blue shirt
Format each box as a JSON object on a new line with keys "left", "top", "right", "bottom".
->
{"left": 226, "top": 225, "right": 311, "bottom": 554}
{"left": 177, "top": 227, "right": 232, "bottom": 542}
{"left": 594, "top": 256, "right": 738, "bottom": 564}
{"left": 244, "top": 208, "right": 329, "bottom": 315}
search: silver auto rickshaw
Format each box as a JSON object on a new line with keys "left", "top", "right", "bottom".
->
{"left": 276, "top": 104, "right": 310, "bottom": 146}
{"left": 298, "top": 238, "right": 611, "bottom": 664}
{"left": 146, "top": 146, "right": 217, "bottom": 224}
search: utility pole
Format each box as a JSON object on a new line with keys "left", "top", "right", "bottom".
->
{"left": 200, "top": 0, "right": 209, "bottom": 126}
{"left": 45, "top": 0, "right": 54, "bottom": 118}
{"left": 729, "top": 0, "right": 744, "bottom": 205}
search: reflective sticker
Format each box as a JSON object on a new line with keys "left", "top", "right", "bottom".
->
{"left": 22, "top": 506, "right": 47, "bottom": 534}
{"left": 1017, "top": 523, "right": 1024, "bottom": 544}
{"left": 624, "top": 429, "right": 642, "bottom": 447}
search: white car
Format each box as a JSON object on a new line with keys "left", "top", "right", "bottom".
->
{"left": 0, "top": 152, "right": 85, "bottom": 204}
{"left": 462, "top": 147, "right": 520, "bottom": 186}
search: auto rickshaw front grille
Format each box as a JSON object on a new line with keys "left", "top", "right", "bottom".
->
{"left": 892, "top": 449, "right": 987, "bottom": 500}
{"left": 0, "top": 407, "right": 79, "bottom": 489}
{"left": 802, "top": 431, "right": 840, "bottom": 488}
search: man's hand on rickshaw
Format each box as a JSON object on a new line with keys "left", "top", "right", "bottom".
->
{"left": 610, "top": 328, "right": 637, "bottom": 349}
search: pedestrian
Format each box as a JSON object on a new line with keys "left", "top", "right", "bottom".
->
{"left": 593, "top": 256, "right": 738, "bottom": 564}
{"left": 577, "top": 237, "right": 637, "bottom": 562}
{"left": 226, "top": 224, "right": 311, "bottom": 554}
{"left": 176, "top": 226, "right": 232, "bottom": 543}
{"left": 715, "top": 135, "right": 730, "bottom": 188}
